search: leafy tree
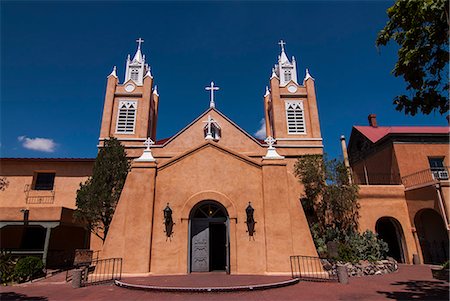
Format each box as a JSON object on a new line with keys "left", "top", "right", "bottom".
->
{"left": 376, "top": 0, "right": 449, "bottom": 115}
{"left": 294, "top": 155, "right": 359, "bottom": 239}
{"left": 75, "top": 138, "right": 130, "bottom": 242}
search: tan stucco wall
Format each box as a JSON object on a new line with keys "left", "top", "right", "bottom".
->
{"left": 102, "top": 142, "right": 318, "bottom": 275}
{"left": 357, "top": 185, "right": 416, "bottom": 264}
{"left": 0, "top": 159, "right": 93, "bottom": 210}
{"left": 393, "top": 143, "right": 449, "bottom": 177}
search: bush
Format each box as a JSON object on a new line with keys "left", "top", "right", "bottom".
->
{"left": 337, "top": 231, "right": 388, "bottom": 262}
{"left": 13, "top": 257, "right": 44, "bottom": 282}
{"left": 0, "top": 251, "right": 16, "bottom": 284}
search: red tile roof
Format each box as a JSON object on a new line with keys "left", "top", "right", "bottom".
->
{"left": 354, "top": 126, "right": 450, "bottom": 143}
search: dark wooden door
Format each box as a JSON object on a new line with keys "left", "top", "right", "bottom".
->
{"left": 191, "top": 220, "right": 209, "bottom": 272}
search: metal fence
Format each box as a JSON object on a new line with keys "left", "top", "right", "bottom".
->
{"left": 402, "top": 167, "right": 449, "bottom": 189}
{"left": 74, "top": 258, "right": 122, "bottom": 286}
{"left": 290, "top": 255, "right": 338, "bottom": 282}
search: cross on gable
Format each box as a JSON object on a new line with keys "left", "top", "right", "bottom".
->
{"left": 278, "top": 40, "right": 286, "bottom": 52}
{"left": 136, "top": 38, "right": 144, "bottom": 49}
{"left": 205, "top": 81, "right": 220, "bottom": 108}
{"left": 143, "top": 137, "right": 154, "bottom": 150}
{"left": 264, "top": 136, "right": 276, "bottom": 148}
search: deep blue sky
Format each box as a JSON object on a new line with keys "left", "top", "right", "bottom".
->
{"left": 1, "top": 1, "right": 446, "bottom": 159}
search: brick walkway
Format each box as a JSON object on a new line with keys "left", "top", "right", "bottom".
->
{"left": 1, "top": 264, "right": 448, "bottom": 301}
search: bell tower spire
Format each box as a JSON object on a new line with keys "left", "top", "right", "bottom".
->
{"left": 274, "top": 40, "right": 298, "bottom": 86}
{"left": 125, "top": 37, "right": 148, "bottom": 86}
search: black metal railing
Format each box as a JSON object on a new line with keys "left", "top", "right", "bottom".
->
{"left": 352, "top": 172, "right": 402, "bottom": 185}
{"left": 81, "top": 257, "right": 122, "bottom": 286}
{"left": 66, "top": 258, "right": 122, "bottom": 286}
{"left": 290, "top": 255, "right": 338, "bottom": 282}
{"left": 24, "top": 184, "right": 56, "bottom": 204}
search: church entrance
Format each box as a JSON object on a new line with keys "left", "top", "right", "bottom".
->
{"left": 189, "top": 201, "right": 229, "bottom": 273}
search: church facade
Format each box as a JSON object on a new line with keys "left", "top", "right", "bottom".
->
{"left": 1, "top": 40, "right": 448, "bottom": 275}
{"left": 98, "top": 40, "right": 322, "bottom": 274}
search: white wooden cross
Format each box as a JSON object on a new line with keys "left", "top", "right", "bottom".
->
{"left": 143, "top": 137, "right": 154, "bottom": 150}
{"left": 136, "top": 37, "right": 144, "bottom": 49}
{"left": 203, "top": 115, "right": 214, "bottom": 140}
{"left": 278, "top": 40, "right": 286, "bottom": 52}
{"left": 205, "top": 81, "right": 219, "bottom": 108}
{"left": 264, "top": 136, "right": 276, "bottom": 148}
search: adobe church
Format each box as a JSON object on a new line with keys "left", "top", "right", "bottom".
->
{"left": 98, "top": 39, "right": 322, "bottom": 274}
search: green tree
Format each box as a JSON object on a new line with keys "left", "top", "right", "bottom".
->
{"left": 294, "top": 155, "right": 359, "bottom": 238}
{"left": 75, "top": 138, "right": 130, "bottom": 242}
{"left": 376, "top": 0, "right": 449, "bottom": 115}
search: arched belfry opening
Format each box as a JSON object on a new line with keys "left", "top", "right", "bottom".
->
{"left": 375, "top": 217, "right": 407, "bottom": 263}
{"left": 189, "top": 201, "right": 229, "bottom": 273}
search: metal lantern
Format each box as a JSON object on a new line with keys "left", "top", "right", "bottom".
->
{"left": 245, "top": 202, "right": 256, "bottom": 236}
{"left": 163, "top": 203, "right": 174, "bottom": 237}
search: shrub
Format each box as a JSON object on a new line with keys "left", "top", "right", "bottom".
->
{"left": 0, "top": 251, "right": 16, "bottom": 284}
{"left": 13, "top": 257, "right": 44, "bottom": 282}
{"left": 337, "top": 231, "right": 388, "bottom": 262}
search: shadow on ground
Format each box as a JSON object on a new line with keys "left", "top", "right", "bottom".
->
{"left": 378, "top": 280, "right": 449, "bottom": 300}
{"left": 0, "top": 292, "right": 48, "bottom": 301}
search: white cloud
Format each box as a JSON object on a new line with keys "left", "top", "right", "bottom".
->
{"left": 254, "top": 118, "right": 266, "bottom": 139}
{"left": 18, "top": 136, "right": 57, "bottom": 153}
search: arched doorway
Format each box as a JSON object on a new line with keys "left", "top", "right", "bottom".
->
{"left": 375, "top": 217, "right": 406, "bottom": 263}
{"left": 415, "top": 209, "right": 449, "bottom": 264}
{"left": 189, "top": 201, "right": 229, "bottom": 273}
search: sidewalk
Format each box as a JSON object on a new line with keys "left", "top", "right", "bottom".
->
{"left": 1, "top": 264, "right": 448, "bottom": 301}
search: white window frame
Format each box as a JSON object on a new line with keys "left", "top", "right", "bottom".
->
{"left": 115, "top": 100, "right": 138, "bottom": 134}
{"left": 284, "top": 69, "right": 292, "bottom": 82}
{"left": 130, "top": 68, "right": 140, "bottom": 81}
{"left": 285, "top": 101, "right": 306, "bottom": 135}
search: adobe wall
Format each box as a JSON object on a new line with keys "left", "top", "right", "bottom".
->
{"left": 351, "top": 144, "right": 398, "bottom": 183}
{"left": 102, "top": 143, "right": 318, "bottom": 275}
{"left": 0, "top": 159, "right": 93, "bottom": 209}
{"left": 393, "top": 143, "right": 449, "bottom": 177}
{"left": 357, "top": 185, "right": 416, "bottom": 264}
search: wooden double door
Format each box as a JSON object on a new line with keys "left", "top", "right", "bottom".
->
{"left": 190, "top": 203, "right": 229, "bottom": 273}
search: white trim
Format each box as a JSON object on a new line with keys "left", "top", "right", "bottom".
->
{"left": 276, "top": 137, "right": 322, "bottom": 141}
{"left": 115, "top": 100, "right": 138, "bottom": 134}
{"left": 285, "top": 100, "right": 306, "bottom": 134}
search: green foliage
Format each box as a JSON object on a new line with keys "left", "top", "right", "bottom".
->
{"left": 337, "top": 231, "right": 389, "bottom": 263}
{"left": 442, "top": 260, "right": 449, "bottom": 269}
{"left": 376, "top": 0, "right": 449, "bottom": 115}
{"left": 13, "top": 257, "right": 44, "bottom": 283}
{"left": 294, "top": 155, "right": 360, "bottom": 238}
{"left": 0, "top": 251, "right": 16, "bottom": 284}
{"left": 75, "top": 137, "right": 130, "bottom": 242}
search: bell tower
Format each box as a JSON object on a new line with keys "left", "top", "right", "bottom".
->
{"left": 99, "top": 38, "right": 159, "bottom": 156}
{"left": 263, "top": 41, "right": 322, "bottom": 148}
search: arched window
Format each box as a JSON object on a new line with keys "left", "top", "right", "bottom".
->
{"left": 285, "top": 101, "right": 306, "bottom": 134}
{"left": 116, "top": 100, "right": 137, "bottom": 133}
{"left": 284, "top": 69, "right": 292, "bottom": 82}
{"left": 130, "top": 68, "right": 139, "bottom": 81}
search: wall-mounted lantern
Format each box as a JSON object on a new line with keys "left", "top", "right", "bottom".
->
{"left": 245, "top": 202, "right": 256, "bottom": 236}
{"left": 163, "top": 203, "right": 174, "bottom": 238}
